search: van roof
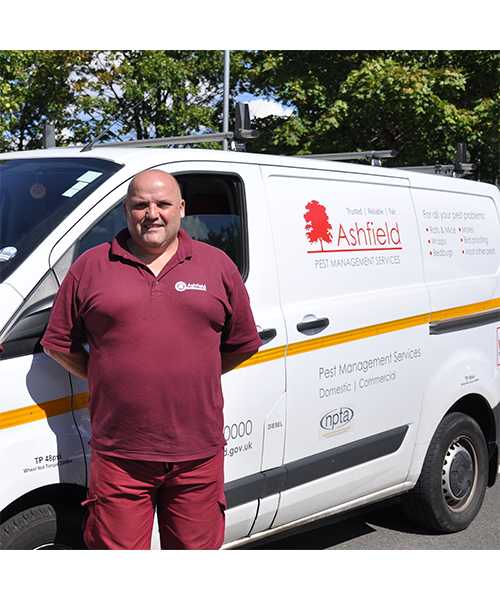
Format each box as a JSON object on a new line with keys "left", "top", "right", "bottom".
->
{"left": 1, "top": 146, "right": 496, "bottom": 195}
{"left": 1, "top": 145, "right": 409, "bottom": 178}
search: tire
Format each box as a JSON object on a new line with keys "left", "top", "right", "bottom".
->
{"left": 0, "top": 503, "right": 86, "bottom": 549}
{"left": 402, "top": 412, "right": 488, "bottom": 533}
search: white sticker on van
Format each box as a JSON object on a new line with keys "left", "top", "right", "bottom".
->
{"left": 78, "top": 170, "right": 102, "bottom": 183}
{"left": 62, "top": 171, "right": 103, "bottom": 197}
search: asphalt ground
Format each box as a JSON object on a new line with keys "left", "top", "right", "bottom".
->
{"left": 240, "top": 464, "right": 500, "bottom": 550}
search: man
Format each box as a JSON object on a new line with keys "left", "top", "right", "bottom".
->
{"left": 42, "top": 169, "right": 262, "bottom": 549}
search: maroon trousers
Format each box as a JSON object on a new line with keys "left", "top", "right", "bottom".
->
{"left": 82, "top": 449, "right": 226, "bottom": 550}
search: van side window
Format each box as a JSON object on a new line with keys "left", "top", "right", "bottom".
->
{"left": 78, "top": 202, "right": 125, "bottom": 257}
{"left": 176, "top": 173, "right": 248, "bottom": 279}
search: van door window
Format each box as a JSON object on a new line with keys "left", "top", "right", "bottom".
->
{"left": 176, "top": 173, "right": 247, "bottom": 279}
{"left": 78, "top": 201, "right": 126, "bottom": 257}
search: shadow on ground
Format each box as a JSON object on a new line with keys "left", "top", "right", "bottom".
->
{"left": 238, "top": 498, "right": 435, "bottom": 550}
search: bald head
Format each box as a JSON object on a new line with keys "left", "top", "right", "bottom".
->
{"left": 126, "top": 169, "right": 182, "bottom": 205}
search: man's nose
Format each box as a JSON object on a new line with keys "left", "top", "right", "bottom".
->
{"left": 146, "top": 202, "right": 159, "bottom": 219}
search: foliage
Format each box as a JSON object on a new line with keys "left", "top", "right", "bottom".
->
{"left": 71, "top": 51, "right": 231, "bottom": 146}
{"left": 0, "top": 50, "right": 83, "bottom": 151}
{"left": 1, "top": 50, "right": 248, "bottom": 151}
{"left": 243, "top": 51, "right": 499, "bottom": 184}
{"left": 1, "top": 50, "right": 498, "bottom": 184}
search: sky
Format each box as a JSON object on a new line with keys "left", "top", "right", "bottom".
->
{"left": 237, "top": 93, "right": 294, "bottom": 120}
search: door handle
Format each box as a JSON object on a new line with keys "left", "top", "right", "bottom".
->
{"left": 297, "top": 317, "right": 330, "bottom": 336}
{"left": 258, "top": 328, "right": 277, "bottom": 344}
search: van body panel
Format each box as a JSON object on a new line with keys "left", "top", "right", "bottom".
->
{"left": 0, "top": 352, "right": 87, "bottom": 510}
{"left": 411, "top": 187, "right": 500, "bottom": 312}
{"left": 406, "top": 323, "right": 500, "bottom": 484}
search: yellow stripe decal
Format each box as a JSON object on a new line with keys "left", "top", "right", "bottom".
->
{"left": 0, "top": 393, "right": 89, "bottom": 431}
{"left": 241, "top": 297, "right": 500, "bottom": 368}
{"left": 288, "top": 313, "right": 429, "bottom": 358}
{"left": 2, "top": 298, "right": 498, "bottom": 430}
{"left": 430, "top": 298, "right": 500, "bottom": 322}
{"left": 240, "top": 312, "right": 429, "bottom": 369}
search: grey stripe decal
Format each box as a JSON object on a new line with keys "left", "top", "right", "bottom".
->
{"left": 430, "top": 309, "right": 500, "bottom": 335}
{"left": 224, "top": 425, "right": 408, "bottom": 509}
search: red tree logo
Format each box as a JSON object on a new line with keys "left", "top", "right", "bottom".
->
{"left": 304, "top": 200, "right": 333, "bottom": 251}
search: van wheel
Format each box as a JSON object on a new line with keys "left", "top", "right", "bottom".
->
{"left": 0, "top": 504, "right": 85, "bottom": 549}
{"left": 402, "top": 412, "right": 488, "bottom": 533}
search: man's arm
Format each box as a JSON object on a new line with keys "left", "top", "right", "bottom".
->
{"left": 43, "top": 347, "right": 89, "bottom": 381}
{"left": 221, "top": 350, "right": 257, "bottom": 375}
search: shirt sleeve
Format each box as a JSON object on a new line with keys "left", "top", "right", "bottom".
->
{"left": 41, "top": 269, "right": 86, "bottom": 354}
{"left": 220, "top": 269, "right": 263, "bottom": 354}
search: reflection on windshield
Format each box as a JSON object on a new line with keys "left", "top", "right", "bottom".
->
{"left": 0, "top": 157, "right": 123, "bottom": 282}
{"left": 0, "top": 246, "right": 18, "bottom": 262}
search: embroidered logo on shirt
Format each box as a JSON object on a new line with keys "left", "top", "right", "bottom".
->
{"left": 175, "top": 281, "right": 207, "bottom": 292}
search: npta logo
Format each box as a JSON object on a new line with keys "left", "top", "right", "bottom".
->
{"left": 304, "top": 200, "right": 402, "bottom": 253}
{"left": 320, "top": 406, "right": 354, "bottom": 433}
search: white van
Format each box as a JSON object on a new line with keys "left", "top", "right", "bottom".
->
{"left": 1, "top": 142, "right": 499, "bottom": 549}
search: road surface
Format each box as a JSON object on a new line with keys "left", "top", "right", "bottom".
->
{"left": 241, "top": 467, "right": 499, "bottom": 550}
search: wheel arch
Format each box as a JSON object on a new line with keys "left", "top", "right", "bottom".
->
{"left": 445, "top": 393, "right": 498, "bottom": 487}
{"left": 0, "top": 483, "right": 87, "bottom": 526}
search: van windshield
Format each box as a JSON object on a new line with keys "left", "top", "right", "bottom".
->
{"left": 0, "top": 157, "right": 123, "bottom": 283}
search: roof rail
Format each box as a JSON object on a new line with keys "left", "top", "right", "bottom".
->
{"left": 301, "top": 150, "right": 397, "bottom": 166}
{"left": 80, "top": 102, "right": 259, "bottom": 153}
{"left": 400, "top": 143, "right": 476, "bottom": 178}
{"left": 80, "top": 129, "right": 260, "bottom": 152}
{"left": 400, "top": 164, "right": 476, "bottom": 176}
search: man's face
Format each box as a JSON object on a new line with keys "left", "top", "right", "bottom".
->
{"left": 123, "top": 170, "right": 185, "bottom": 257}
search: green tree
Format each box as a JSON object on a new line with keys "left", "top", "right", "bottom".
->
{"left": 71, "top": 50, "right": 248, "bottom": 147}
{"left": 1, "top": 51, "right": 248, "bottom": 151}
{"left": 244, "top": 51, "right": 499, "bottom": 184}
{"left": 0, "top": 50, "right": 84, "bottom": 151}
{"left": 2, "top": 50, "right": 497, "bottom": 184}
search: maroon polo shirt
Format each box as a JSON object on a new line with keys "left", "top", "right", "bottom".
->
{"left": 42, "top": 228, "right": 262, "bottom": 462}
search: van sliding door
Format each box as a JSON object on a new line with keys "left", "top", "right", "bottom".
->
{"left": 261, "top": 164, "right": 430, "bottom": 528}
